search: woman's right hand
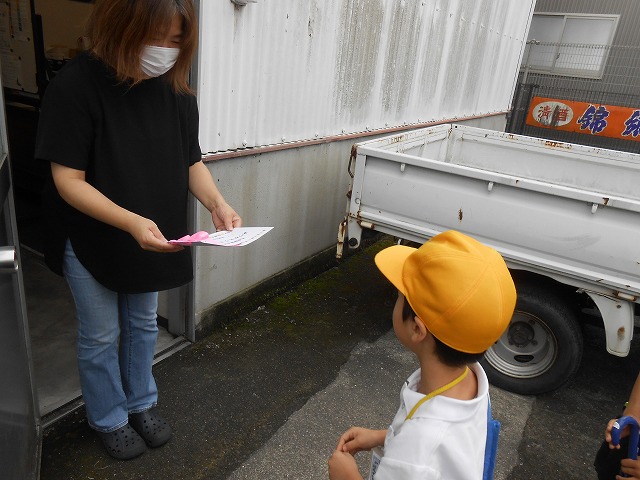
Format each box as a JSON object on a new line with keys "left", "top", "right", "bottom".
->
{"left": 126, "top": 213, "right": 183, "bottom": 253}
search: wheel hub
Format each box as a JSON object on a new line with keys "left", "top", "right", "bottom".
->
{"left": 508, "top": 321, "right": 535, "bottom": 347}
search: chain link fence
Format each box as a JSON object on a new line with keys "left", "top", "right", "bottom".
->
{"left": 507, "top": 41, "right": 640, "bottom": 154}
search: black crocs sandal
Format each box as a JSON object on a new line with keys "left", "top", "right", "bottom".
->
{"left": 96, "top": 423, "right": 146, "bottom": 460}
{"left": 129, "top": 408, "right": 172, "bottom": 448}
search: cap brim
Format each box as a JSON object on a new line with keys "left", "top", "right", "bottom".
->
{"left": 374, "top": 245, "right": 417, "bottom": 295}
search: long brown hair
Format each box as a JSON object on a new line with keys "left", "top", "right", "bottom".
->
{"left": 86, "top": 0, "right": 198, "bottom": 94}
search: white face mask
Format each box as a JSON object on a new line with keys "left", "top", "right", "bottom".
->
{"left": 140, "top": 45, "right": 180, "bottom": 77}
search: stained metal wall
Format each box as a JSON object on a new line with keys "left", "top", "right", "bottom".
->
{"left": 196, "top": 0, "right": 535, "bottom": 154}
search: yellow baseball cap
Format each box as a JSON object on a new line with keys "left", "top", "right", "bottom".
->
{"left": 375, "top": 230, "right": 516, "bottom": 353}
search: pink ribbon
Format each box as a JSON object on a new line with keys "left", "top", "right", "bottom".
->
{"left": 173, "top": 231, "right": 210, "bottom": 244}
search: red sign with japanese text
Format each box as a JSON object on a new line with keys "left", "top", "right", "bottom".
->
{"left": 526, "top": 96, "right": 640, "bottom": 142}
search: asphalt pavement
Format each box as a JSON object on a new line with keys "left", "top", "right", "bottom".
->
{"left": 40, "top": 239, "right": 640, "bottom": 479}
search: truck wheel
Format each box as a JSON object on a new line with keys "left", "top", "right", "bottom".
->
{"left": 480, "top": 282, "right": 583, "bottom": 395}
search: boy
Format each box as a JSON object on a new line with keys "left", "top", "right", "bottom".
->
{"left": 328, "top": 230, "right": 516, "bottom": 480}
{"left": 596, "top": 372, "right": 640, "bottom": 479}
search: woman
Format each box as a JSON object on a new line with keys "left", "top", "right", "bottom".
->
{"left": 35, "top": 0, "right": 241, "bottom": 460}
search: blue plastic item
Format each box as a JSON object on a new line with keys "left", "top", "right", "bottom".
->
{"left": 611, "top": 416, "right": 640, "bottom": 477}
{"left": 483, "top": 399, "right": 500, "bottom": 480}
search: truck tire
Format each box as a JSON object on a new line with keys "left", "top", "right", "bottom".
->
{"left": 480, "top": 282, "right": 583, "bottom": 395}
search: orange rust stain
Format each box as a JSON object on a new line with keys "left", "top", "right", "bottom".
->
{"left": 544, "top": 140, "right": 572, "bottom": 149}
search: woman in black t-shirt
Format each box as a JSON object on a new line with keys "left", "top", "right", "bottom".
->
{"left": 35, "top": 0, "right": 241, "bottom": 460}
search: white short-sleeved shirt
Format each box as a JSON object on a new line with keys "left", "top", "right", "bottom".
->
{"left": 373, "top": 362, "right": 489, "bottom": 480}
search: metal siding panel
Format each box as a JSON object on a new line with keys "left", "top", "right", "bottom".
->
{"left": 197, "top": 0, "right": 535, "bottom": 153}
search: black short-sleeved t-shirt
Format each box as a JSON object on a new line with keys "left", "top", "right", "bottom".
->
{"left": 35, "top": 52, "right": 201, "bottom": 293}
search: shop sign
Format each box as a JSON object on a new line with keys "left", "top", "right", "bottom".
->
{"left": 526, "top": 96, "right": 640, "bottom": 142}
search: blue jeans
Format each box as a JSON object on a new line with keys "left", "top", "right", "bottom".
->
{"left": 63, "top": 240, "right": 159, "bottom": 432}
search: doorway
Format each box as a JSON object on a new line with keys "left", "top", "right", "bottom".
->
{"left": 2, "top": 0, "right": 187, "bottom": 425}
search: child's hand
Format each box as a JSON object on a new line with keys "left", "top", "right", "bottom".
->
{"left": 606, "top": 416, "right": 640, "bottom": 449}
{"left": 606, "top": 418, "right": 624, "bottom": 448}
{"left": 618, "top": 458, "right": 640, "bottom": 479}
{"left": 336, "top": 427, "right": 386, "bottom": 455}
{"left": 328, "top": 449, "right": 361, "bottom": 480}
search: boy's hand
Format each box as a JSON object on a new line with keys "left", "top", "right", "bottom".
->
{"left": 605, "top": 416, "right": 640, "bottom": 449}
{"left": 618, "top": 458, "right": 640, "bottom": 479}
{"left": 337, "top": 427, "right": 386, "bottom": 454}
{"left": 605, "top": 418, "right": 624, "bottom": 448}
{"left": 328, "top": 449, "right": 362, "bottom": 480}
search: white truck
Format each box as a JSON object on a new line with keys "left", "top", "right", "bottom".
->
{"left": 337, "top": 123, "right": 640, "bottom": 395}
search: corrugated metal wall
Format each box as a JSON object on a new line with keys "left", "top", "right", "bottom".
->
{"left": 196, "top": 0, "right": 535, "bottom": 154}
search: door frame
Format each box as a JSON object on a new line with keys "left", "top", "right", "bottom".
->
{"left": 0, "top": 86, "right": 42, "bottom": 479}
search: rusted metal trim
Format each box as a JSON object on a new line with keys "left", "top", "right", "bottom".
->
{"left": 347, "top": 145, "right": 357, "bottom": 178}
{"left": 336, "top": 218, "right": 347, "bottom": 259}
{"left": 201, "top": 112, "right": 508, "bottom": 163}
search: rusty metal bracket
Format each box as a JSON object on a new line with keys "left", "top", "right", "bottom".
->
{"left": 348, "top": 145, "right": 357, "bottom": 178}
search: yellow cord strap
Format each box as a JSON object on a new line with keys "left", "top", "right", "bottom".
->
{"left": 404, "top": 366, "right": 470, "bottom": 421}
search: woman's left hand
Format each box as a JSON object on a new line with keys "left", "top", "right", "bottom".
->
{"left": 211, "top": 202, "right": 242, "bottom": 232}
{"left": 188, "top": 161, "right": 242, "bottom": 231}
